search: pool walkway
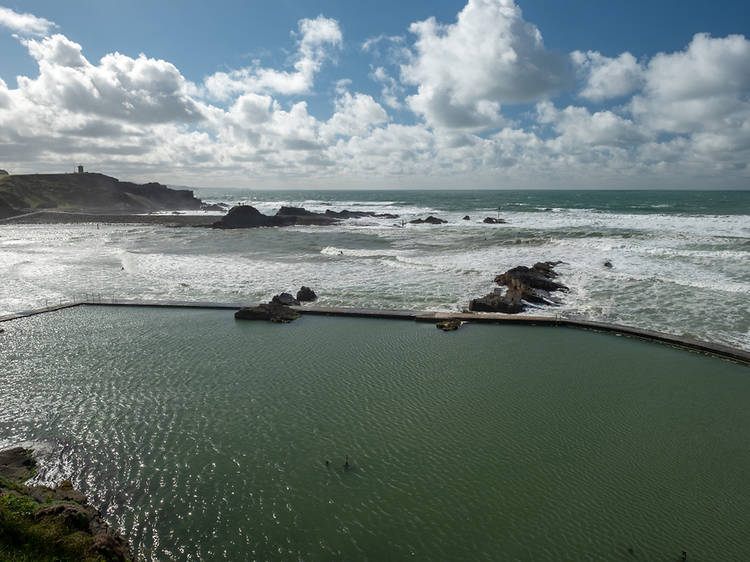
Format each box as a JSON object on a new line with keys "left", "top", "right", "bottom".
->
{"left": 1, "top": 299, "right": 748, "bottom": 365}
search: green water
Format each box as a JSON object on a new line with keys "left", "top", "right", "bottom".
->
{"left": 2, "top": 306, "right": 750, "bottom": 560}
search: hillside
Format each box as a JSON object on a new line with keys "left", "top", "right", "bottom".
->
{"left": 0, "top": 173, "right": 204, "bottom": 218}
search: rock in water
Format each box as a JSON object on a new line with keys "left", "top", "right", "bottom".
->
{"left": 272, "top": 292, "right": 300, "bottom": 306}
{"left": 213, "top": 205, "right": 270, "bottom": 228}
{"left": 296, "top": 286, "right": 317, "bottom": 302}
{"left": 235, "top": 303, "right": 301, "bottom": 323}
{"left": 469, "top": 261, "right": 567, "bottom": 314}
{"left": 436, "top": 319, "right": 462, "bottom": 331}
{"left": 462, "top": 215, "right": 471, "bottom": 220}
{"left": 482, "top": 217, "right": 507, "bottom": 224}
{"left": 409, "top": 216, "right": 447, "bottom": 225}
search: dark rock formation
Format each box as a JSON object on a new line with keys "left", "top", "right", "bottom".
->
{"left": 0, "top": 447, "right": 131, "bottom": 561}
{"left": 296, "top": 286, "right": 317, "bottom": 302}
{"left": 409, "top": 216, "right": 447, "bottom": 225}
{"left": 324, "top": 209, "right": 399, "bottom": 219}
{"left": 235, "top": 303, "right": 301, "bottom": 323}
{"left": 0, "top": 446, "right": 36, "bottom": 482}
{"left": 272, "top": 292, "right": 300, "bottom": 306}
{"left": 469, "top": 261, "right": 568, "bottom": 314}
{"left": 276, "top": 206, "right": 318, "bottom": 217}
{"left": 213, "top": 205, "right": 338, "bottom": 229}
{"left": 0, "top": 169, "right": 8, "bottom": 175}
{"left": 462, "top": 215, "right": 471, "bottom": 220}
{"left": 436, "top": 319, "right": 462, "bottom": 331}
{"left": 213, "top": 205, "right": 274, "bottom": 228}
{"left": 482, "top": 217, "right": 507, "bottom": 224}
{"left": 604, "top": 260, "right": 613, "bottom": 268}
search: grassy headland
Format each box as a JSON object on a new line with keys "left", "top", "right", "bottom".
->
{"left": 0, "top": 172, "right": 205, "bottom": 219}
{"left": 0, "top": 447, "right": 130, "bottom": 561}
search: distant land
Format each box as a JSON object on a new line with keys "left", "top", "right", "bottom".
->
{"left": 0, "top": 171, "right": 210, "bottom": 220}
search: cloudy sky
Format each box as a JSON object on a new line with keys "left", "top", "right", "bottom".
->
{"left": 0, "top": 0, "right": 748, "bottom": 189}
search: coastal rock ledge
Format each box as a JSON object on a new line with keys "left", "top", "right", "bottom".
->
{"left": 469, "top": 261, "right": 568, "bottom": 314}
{"left": 0, "top": 446, "right": 131, "bottom": 561}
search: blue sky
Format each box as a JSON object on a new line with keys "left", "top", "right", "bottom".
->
{"left": 0, "top": 0, "right": 749, "bottom": 188}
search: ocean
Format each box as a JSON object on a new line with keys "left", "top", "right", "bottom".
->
{"left": 1, "top": 189, "right": 749, "bottom": 350}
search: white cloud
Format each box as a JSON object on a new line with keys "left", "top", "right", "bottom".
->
{"left": 0, "top": 5, "right": 55, "bottom": 36}
{"left": 537, "top": 101, "right": 650, "bottom": 148}
{"left": 203, "top": 15, "right": 342, "bottom": 100}
{"left": 1, "top": 4, "right": 749, "bottom": 188}
{"left": 401, "top": 0, "right": 570, "bottom": 129}
{"left": 370, "top": 66, "right": 403, "bottom": 109}
{"left": 321, "top": 91, "right": 388, "bottom": 141}
{"left": 16, "top": 34, "right": 204, "bottom": 124}
{"left": 631, "top": 33, "right": 750, "bottom": 135}
{"left": 572, "top": 50, "right": 644, "bottom": 102}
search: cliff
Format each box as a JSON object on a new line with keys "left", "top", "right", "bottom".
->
{"left": 0, "top": 172, "right": 204, "bottom": 217}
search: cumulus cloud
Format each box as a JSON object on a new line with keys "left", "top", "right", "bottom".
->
{"left": 15, "top": 34, "right": 204, "bottom": 124}
{"left": 0, "top": 5, "right": 55, "bottom": 36}
{"left": 631, "top": 33, "right": 750, "bottom": 134}
{"left": 401, "top": 0, "right": 570, "bottom": 129}
{"left": 1, "top": 2, "right": 749, "bottom": 187}
{"left": 321, "top": 91, "right": 388, "bottom": 141}
{"left": 537, "top": 101, "right": 650, "bottom": 149}
{"left": 572, "top": 50, "right": 644, "bottom": 102}
{"left": 203, "top": 15, "right": 342, "bottom": 100}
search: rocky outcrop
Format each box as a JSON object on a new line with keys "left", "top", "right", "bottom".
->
{"left": 0, "top": 169, "right": 8, "bottom": 175}
{"left": 482, "top": 217, "right": 507, "bottom": 224}
{"left": 462, "top": 215, "right": 471, "bottom": 220}
{"left": 272, "top": 292, "right": 300, "bottom": 306}
{"left": 0, "top": 447, "right": 131, "bottom": 561}
{"left": 409, "top": 216, "right": 447, "bottom": 225}
{"left": 0, "top": 172, "right": 204, "bottom": 217}
{"left": 324, "top": 209, "right": 399, "bottom": 219}
{"left": 276, "top": 206, "right": 318, "bottom": 217}
{"left": 469, "top": 261, "right": 568, "bottom": 314}
{"left": 235, "top": 303, "right": 301, "bottom": 323}
{"left": 436, "top": 319, "right": 462, "bottom": 331}
{"left": 213, "top": 205, "right": 339, "bottom": 229}
{"left": 296, "top": 286, "right": 317, "bottom": 302}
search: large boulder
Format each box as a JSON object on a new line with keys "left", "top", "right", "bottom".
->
{"left": 272, "top": 292, "right": 300, "bottom": 306}
{"left": 213, "top": 205, "right": 274, "bottom": 228}
{"left": 409, "top": 216, "right": 447, "bottom": 225}
{"left": 0, "top": 169, "right": 9, "bottom": 175}
{"left": 296, "top": 286, "right": 317, "bottom": 302}
{"left": 235, "top": 303, "right": 301, "bottom": 323}
{"left": 436, "top": 319, "right": 462, "bottom": 331}
{"left": 482, "top": 217, "right": 507, "bottom": 224}
{"left": 494, "top": 262, "right": 568, "bottom": 293}
{"left": 469, "top": 261, "right": 567, "bottom": 314}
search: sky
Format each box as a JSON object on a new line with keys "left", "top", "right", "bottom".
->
{"left": 0, "top": 0, "right": 749, "bottom": 189}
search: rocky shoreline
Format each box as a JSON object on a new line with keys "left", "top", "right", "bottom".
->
{"left": 0, "top": 447, "right": 130, "bottom": 561}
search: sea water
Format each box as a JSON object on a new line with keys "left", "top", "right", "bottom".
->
{"left": 2, "top": 306, "right": 750, "bottom": 560}
{"left": 0, "top": 189, "right": 748, "bottom": 350}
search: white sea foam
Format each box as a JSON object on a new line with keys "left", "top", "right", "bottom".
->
{"left": 1, "top": 196, "right": 748, "bottom": 351}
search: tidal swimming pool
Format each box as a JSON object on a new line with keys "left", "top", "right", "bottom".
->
{"left": 2, "top": 306, "right": 749, "bottom": 560}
